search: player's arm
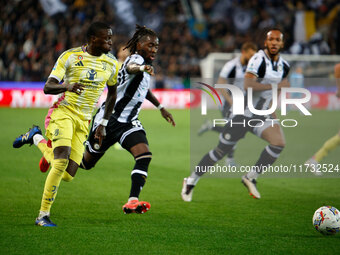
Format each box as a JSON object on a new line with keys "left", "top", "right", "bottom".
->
{"left": 216, "top": 77, "right": 233, "bottom": 105}
{"left": 94, "top": 85, "right": 117, "bottom": 146}
{"left": 146, "top": 89, "right": 176, "bottom": 127}
{"left": 244, "top": 72, "right": 272, "bottom": 91}
{"left": 126, "top": 62, "right": 154, "bottom": 76}
{"left": 335, "top": 63, "right": 340, "bottom": 98}
{"left": 44, "top": 78, "right": 85, "bottom": 95}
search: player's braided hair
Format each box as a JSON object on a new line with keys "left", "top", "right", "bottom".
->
{"left": 124, "top": 24, "right": 157, "bottom": 53}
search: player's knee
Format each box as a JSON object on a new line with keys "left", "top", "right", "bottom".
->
{"left": 62, "top": 171, "right": 74, "bottom": 182}
{"left": 79, "top": 158, "right": 96, "bottom": 170}
{"left": 270, "top": 140, "right": 285, "bottom": 148}
{"left": 215, "top": 142, "right": 235, "bottom": 160}
{"left": 134, "top": 152, "right": 152, "bottom": 172}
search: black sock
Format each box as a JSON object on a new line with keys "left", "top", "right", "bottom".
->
{"left": 255, "top": 145, "right": 284, "bottom": 173}
{"left": 129, "top": 172, "right": 146, "bottom": 198}
{"left": 129, "top": 152, "right": 152, "bottom": 198}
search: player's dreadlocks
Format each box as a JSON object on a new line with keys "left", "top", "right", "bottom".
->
{"left": 124, "top": 24, "right": 157, "bottom": 53}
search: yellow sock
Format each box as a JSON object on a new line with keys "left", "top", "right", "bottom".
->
{"left": 62, "top": 171, "right": 74, "bottom": 182}
{"left": 314, "top": 134, "right": 340, "bottom": 162}
{"left": 40, "top": 158, "right": 68, "bottom": 213}
{"left": 37, "top": 143, "right": 53, "bottom": 163}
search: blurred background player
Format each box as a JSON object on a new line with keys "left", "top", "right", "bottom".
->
{"left": 79, "top": 25, "right": 175, "bottom": 214}
{"left": 198, "top": 42, "right": 257, "bottom": 166}
{"left": 305, "top": 63, "right": 340, "bottom": 175}
{"left": 182, "top": 28, "right": 290, "bottom": 201}
{"left": 12, "top": 22, "right": 119, "bottom": 227}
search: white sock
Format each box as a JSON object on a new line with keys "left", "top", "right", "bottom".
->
{"left": 246, "top": 170, "right": 259, "bottom": 180}
{"left": 187, "top": 172, "right": 201, "bottom": 186}
{"left": 128, "top": 197, "right": 138, "bottom": 202}
{"left": 38, "top": 211, "right": 49, "bottom": 219}
{"left": 33, "top": 134, "right": 44, "bottom": 146}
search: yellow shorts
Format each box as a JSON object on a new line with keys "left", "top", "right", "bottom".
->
{"left": 46, "top": 106, "right": 89, "bottom": 165}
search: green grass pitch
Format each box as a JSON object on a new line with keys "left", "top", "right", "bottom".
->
{"left": 0, "top": 108, "right": 339, "bottom": 254}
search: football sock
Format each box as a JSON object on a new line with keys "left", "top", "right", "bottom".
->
{"left": 227, "top": 145, "right": 236, "bottom": 158}
{"left": 247, "top": 145, "right": 284, "bottom": 179}
{"left": 314, "top": 134, "right": 340, "bottom": 162}
{"left": 38, "top": 211, "right": 49, "bottom": 219}
{"left": 40, "top": 158, "right": 68, "bottom": 212}
{"left": 36, "top": 139, "right": 53, "bottom": 163}
{"left": 185, "top": 172, "right": 201, "bottom": 194}
{"left": 129, "top": 152, "right": 152, "bottom": 198}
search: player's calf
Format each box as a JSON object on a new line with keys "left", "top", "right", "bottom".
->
{"left": 123, "top": 152, "right": 152, "bottom": 214}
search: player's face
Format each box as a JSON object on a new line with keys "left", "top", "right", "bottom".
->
{"left": 264, "top": 30, "right": 283, "bottom": 56}
{"left": 137, "top": 36, "right": 159, "bottom": 63}
{"left": 93, "top": 29, "right": 113, "bottom": 54}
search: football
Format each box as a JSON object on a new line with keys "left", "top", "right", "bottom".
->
{"left": 312, "top": 206, "right": 340, "bottom": 235}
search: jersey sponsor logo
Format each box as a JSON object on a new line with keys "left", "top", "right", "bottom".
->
{"left": 86, "top": 69, "right": 97, "bottom": 80}
{"left": 75, "top": 61, "right": 84, "bottom": 66}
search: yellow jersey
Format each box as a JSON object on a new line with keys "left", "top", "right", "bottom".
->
{"left": 49, "top": 45, "right": 119, "bottom": 120}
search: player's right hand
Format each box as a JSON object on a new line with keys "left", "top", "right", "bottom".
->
{"left": 66, "top": 83, "right": 85, "bottom": 95}
{"left": 336, "top": 90, "right": 340, "bottom": 98}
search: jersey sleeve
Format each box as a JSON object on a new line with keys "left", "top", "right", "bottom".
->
{"left": 107, "top": 60, "right": 119, "bottom": 86}
{"left": 219, "top": 60, "right": 236, "bottom": 79}
{"left": 282, "top": 61, "right": 290, "bottom": 78}
{"left": 49, "top": 51, "right": 71, "bottom": 82}
{"left": 246, "top": 54, "right": 264, "bottom": 77}
{"left": 128, "top": 54, "right": 144, "bottom": 65}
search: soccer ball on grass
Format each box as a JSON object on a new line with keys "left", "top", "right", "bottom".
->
{"left": 312, "top": 206, "right": 340, "bottom": 235}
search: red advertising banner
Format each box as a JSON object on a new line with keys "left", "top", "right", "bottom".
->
{"left": 0, "top": 85, "right": 339, "bottom": 109}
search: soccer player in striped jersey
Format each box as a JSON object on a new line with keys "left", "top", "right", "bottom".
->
{"left": 305, "top": 63, "right": 340, "bottom": 175}
{"left": 13, "top": 22, "right": 119, "bottom": 226}
{"left": 80, "top": 25, "right": 175, "bottom": 214}
{"left": 198, "top": 42, "right": 257, "bottom": 166}
{"left": 182, "top": 28, "right": 290, "bottom": 201}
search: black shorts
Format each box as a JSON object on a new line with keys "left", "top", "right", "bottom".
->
{"left": 220, "top": 115, "right": 280, "bottom": 144}
{"left": 85, "top": 108, "right": 148, "bottom": 155}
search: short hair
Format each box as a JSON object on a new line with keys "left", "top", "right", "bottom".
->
{"left": 265, "top": 27, "right": 284, "bottom": 41}
{"left": 124, "top": 24, "right": 157, "bottom": 53}
{"left": 86, "top": 22, "right": 111, "bottom": 41}
{"left": 241, "top": 42, "right": 258, "bottom": 52}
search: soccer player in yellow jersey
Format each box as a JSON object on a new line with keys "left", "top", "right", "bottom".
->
{"left": 13, "top": 22, "right": 119, "bottom": 227}
{"left": 305, "top": 63, "right": 340, "bottom": 175}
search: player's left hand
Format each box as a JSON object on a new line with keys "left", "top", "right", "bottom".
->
{"left": 94, "top": 124, "right": 107, "bottom": 147}
{"left": 336, "top": 90, "right": 340, "bottom": 98}
{"left": 160, "top": 108, "right": 176, "bottom": 127}
{"left": 144, "top": 65, "right": 155, "bottom": 76}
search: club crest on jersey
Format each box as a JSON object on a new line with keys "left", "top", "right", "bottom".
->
{"left": 78, "top": 55, "right": 83, "bottom": 60}
{"left": 87, "top": 69, "right": 97, "bottom": 80}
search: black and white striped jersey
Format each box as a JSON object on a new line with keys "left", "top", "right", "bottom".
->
{"left": 244, "top": 49, "right": 290, "bottom": 117}
{"left": 113, "top": 54, "right": 151, "bottom": 123}
{"left": 219, "top": 56, "right": 247, "bottom": 93}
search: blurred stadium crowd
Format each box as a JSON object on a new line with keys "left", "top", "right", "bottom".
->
{"left": 1, "top": 0, "right": 339, "bottom": 87}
